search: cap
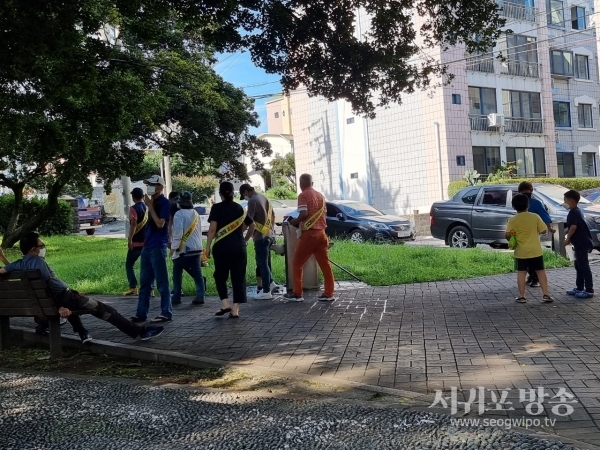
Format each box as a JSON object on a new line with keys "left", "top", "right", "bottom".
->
{"left": 177, "top": 191, "right": 193, "bottom": 208}
{"left": 239, "top": 183, "right": 252, "bottom": 197}
{"left": 143, "top": 175, "right": 165, "bottom": 186}
{"left": 130, "top": 187, "right": 144, "bottom": 198}
{"left": 168, "top": 191, "right": 180, "bottom": 201}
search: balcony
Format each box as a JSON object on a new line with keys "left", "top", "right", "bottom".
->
{"left": 467, "top": 56, "right": 541, "bottom": 79}
{"left": 470, "top": 116, "right": 543, "bottom": 134}
{"left": 505, "top": 118, "right": 543, "bottom": 133}
{"left": 496, "top": 0, "right": 538, "bottom": 23}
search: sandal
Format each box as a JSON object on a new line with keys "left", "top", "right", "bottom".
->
{"left": 542, "top": 295, "right": 554, "bottom": 303}
{"left": 515, "top": 297, "right": 527, "bottom": 304}
{"left": 215, "top": 308, "right": 232, "bottom": 317}
{"left": 150, "top": 315, "right": 172, "bottom": 323}
{"left": 229, "top": 313, "right": 240, "bottom": 319}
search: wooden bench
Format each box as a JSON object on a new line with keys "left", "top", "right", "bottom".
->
{"left": 0, "top": 270, "right": 91, "bottom": 358}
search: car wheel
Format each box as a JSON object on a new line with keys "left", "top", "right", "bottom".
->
{"left": 448, "top": 226, "right": 473, "bottom": 249}
{"left": 85, "top": 229, "right": 96, "bottom": 236}
{"left": 349, "top": 229, "right": 366, "bottom": 244}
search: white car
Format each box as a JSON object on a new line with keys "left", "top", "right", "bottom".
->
{"left": 193, "top": 204, "right": 210, "bottom": 234}
{"left": 238, "top": 199, "right": 297, "bottom": 225}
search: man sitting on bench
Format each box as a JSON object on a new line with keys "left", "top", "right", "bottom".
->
{"left": 0, "top": 232, "right": 164, "bottom": 343}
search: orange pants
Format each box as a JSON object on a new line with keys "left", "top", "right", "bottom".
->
{"left": 293, "top": 229, "right": 335, "bottom": 297}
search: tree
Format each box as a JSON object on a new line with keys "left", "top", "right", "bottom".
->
{"left": 270, "top": 153, "right": 296, "bottom": 186}
{"left": 0, "top": 3, "right": 268, "bottom": 248}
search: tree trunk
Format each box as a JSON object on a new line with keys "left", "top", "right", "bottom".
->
{"left": 1, "top": 181, "right": 65, "bottom": 249}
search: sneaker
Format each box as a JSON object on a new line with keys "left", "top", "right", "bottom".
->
{"left": 254, "top": 291, "right": 273, "bottom": 300}
{"left": 35, "top": 325, "right": 49, "bottom": 336}
{"left": 318, "top": 294, "right": 337, "bottom": 302}
{"left": 139, "top": 326, "right": 164, "bottom": 340}
{"left": 79, "top": 332, "right": 93, "bottom": 344}
{"left": 130, "top": 315, "right": 146, "bottom": 323}
{"left": 530, "top": 281, "right": 540, "bottom": 287}
{"left": 270, "top": 282, "right": 282, "bottom": 293}
{"left": 123, "top": 288, "right": 138, "bottom": 296}
{"left": 576, "top": 291, "right": 594, "bottom": 299}
{"left": 192, "top": 298, "right": 205, "bottom": 305}
{"left": 283, "top": 292, "right": 304, "bottom": 302}
{"left": 566, "top": 288, "right": 583, "bottom": 296}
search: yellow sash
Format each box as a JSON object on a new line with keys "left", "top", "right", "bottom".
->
{"left": 213, "top": 211, "right": 247, "bottom": 244}
{"left": 254, "top": 200, "right": 273, "bottom": 236}
{"left": 178, "top": 211, "right": 199, "bottom": 252}
{"left": 302, "top": 196, "right": 326, "bottom": 230}
{"left": 134, "top": 209, "right": 149, "bottom": 234}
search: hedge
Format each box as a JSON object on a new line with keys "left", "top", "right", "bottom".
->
{"left": 171, "top": 175, "right": 218, "bottom": 203}
{"left": 448, "top": 178, "right": 600, "bottom": 198}
{"left": 0, "top": 195, "right": 73, "bottom": 236}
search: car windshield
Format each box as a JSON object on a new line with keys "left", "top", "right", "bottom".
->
{"left": 338, "top": 202, "right": 383, "bottom": 217}
{"left": 536, "top": 185, "right": 590, "bottom": 207}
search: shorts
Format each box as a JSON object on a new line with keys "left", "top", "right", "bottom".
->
{"left": 515, "top": 256, "right": 544, "bottom": 272}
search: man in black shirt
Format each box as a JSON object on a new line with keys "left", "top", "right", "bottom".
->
{"left": 564, "top": 190, "right": 594, "bottom": 298}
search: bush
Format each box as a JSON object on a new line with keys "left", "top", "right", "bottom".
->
{"left": 448, "top": 178, "right": 600, "bottom": 198}
{"left": 171, "top": 175, "right": 218, "bottom": 203}
{"left": 265, "top": 185, "right": 297, "bottom": 200}
{"left": 0, "top": 195, "right": 73, "bottom": 236}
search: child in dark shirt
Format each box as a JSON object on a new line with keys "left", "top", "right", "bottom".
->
{"left": 564, "top": 190, "right": 594, "bottom": 298}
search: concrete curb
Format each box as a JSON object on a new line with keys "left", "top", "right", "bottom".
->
{"left": 9, "top": 326, "right": 600, "bottom": 449}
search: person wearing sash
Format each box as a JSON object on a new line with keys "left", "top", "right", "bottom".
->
{"left": 169, "top": 191, "right": 205, "bottom": 306}
{"left": 285, "top": 174, "right": 336, "bottom": 302}
{"left": 206, "top": 182, "right": 255, "bottom": 318}
{"left": 131, "top": 175, "right": 173, "bottom": 324}
{"left": 239, "top": 183, "right": 278, "bottom": 300}
{"left": 123, "top": 187, "right": 154, "bottom": 296}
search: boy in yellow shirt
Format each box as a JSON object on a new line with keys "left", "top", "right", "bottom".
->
{"left": 505, "top": 193, "right": 554, "bottom": 304}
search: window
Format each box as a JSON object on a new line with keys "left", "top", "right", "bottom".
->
{"left": 550, "top": 50, "right": 573, "bottom": 76}
{"left": 456, "top": 155, "right": 466, "bottom": 166}
{"left": 502, "top": 90, "right": 541, "bottom": 118}
{"left": 578, "top": 104, "right": 593, "bottom": 128}
{"left": 350, "top": 172, "right": 358, "bottom": 179}
{"left": 452, "top": 94, "right": 461, "bottom": 105}
{"left": 501, "top": 33, "right": 539, "bottom": 77}
{"left": 282, "top": 111, "right": 286, "bottom": 117}
{"left": 480, "top": 189, "right": 508, "bottom": 207}
{"left": 574, "top": 55, "right": 589, "bottom": 79}
{"left": 548, "top": 0, "right": 564, "bottom": 26}
{"left": 571, "top": 6, "right": 586, "bottom": 29}
{"left": 506, "top": 148, "right": 546, "bottom": 175}
{"left": 472, "top": 147, "right": 500, "bottom": 174}
{"left": 553, "top": 101, "right": 571, "bottom": 127}
{"left": 326, "top": 203, "right": 339, "bottom": 217}
{"left": 469, "top": 87, "right": 497, "bottom": 116}
{"left": 461, "top": 188, "right": 480, "bottom": 204}
{"left": 582, "top": 152, "right": 597, "bottom": 176}
{"left": 274, "top": 112, "right": 279, "bottom": 118}
{"left": 346, "top": 117, "right": 355, "bottom": 124}
{"left": 557, "top": 152, "right": 575, "bottom": 177}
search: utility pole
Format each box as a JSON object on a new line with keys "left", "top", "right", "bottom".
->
{"left": 121, "top": 176, "right": 132, "bottom": 236}
{"left": 163, "top": 155, "right": 173, "bottom": 195}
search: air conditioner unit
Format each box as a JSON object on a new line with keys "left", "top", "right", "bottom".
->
{"left": 487, "top": 113, "right": 505, "bottom": 127}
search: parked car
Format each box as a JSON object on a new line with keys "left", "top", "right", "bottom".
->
{"left": 430, "top": 184, "right": 600, "bottom": 249}
{"left": 238, "top": 198, "right": 297, "bottom": 225}
{"left": 580, "top": 188, "right": 600, "bottom": 202}
{"left": 77, "top": 196, "right": 102, "bottom": 235}
{"left": 284, "top": 200, "right": 416, "bottom": 243}
{"left": 193, "top": 204, "right": 210, "bottom": 234}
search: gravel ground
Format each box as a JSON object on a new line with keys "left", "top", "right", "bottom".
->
{"left": 0, "top": 372, "right": 583, "bottom": 450}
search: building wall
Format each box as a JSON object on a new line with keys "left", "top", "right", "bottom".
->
{"left": 265, "top": 95, "right": 292, "bottom": 135}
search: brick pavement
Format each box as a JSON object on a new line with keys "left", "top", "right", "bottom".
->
{"left": 11, "top": 265, "right": 600, "bottom": 445}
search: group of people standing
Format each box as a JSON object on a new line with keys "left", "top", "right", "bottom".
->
{"left": 123, "top": 173, "right": 337, "bottom": 321}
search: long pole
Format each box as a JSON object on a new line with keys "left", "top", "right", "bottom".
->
{"left": 163, "top": 155, "right": 172, "bottom": 194}
{"left": 121, "top": 176, "right": 132, "bottom": 235}
{"left": 434, "top": 122, "right": 444, "bottom": 200}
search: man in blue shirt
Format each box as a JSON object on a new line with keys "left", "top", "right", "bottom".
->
{"left": 0, "top": 232, "right": 164, "bottom": 342}
{"left": 132, "top": 175, "right": 173, "bottom": 323}
{"left": 518, "top": 182, "right": 555, "bottom": 287}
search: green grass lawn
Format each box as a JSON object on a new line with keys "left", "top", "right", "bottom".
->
{"left": 2, "top": 236, "right": 571, "bottom": 295}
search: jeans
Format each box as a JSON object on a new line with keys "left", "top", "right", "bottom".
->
{"left": 575, "top": 247, "right": 594, "bottom": 293}
{"left": 136, "top": 246, "right": 172, "bottom": 320}
{"left": 292, "top": 229, "right": 335, "bottom": 297}
{"left": 56, "top": 290, "right": 143, "bottom": 338}
{"left": 125, "top": 247, "right": 156, "bottom": 289}
{"left": 213, "top": 246, "right": 247, "bottom": 303}
{"left": 254, "top": 236, "right": 273, "bottom": 293}
{"left": 172, "top": 254, "right": 205, "bottom": 303}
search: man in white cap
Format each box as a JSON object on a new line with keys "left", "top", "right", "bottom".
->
{"left": 131, "top": 175, "right": 173, "bottom": 324}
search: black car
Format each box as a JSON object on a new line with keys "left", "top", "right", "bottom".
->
{"left": 430, "top": 184, "right": 600, "bottom": 249}
{"left": 286, "top": 200, "right": 415, "bottom": 243}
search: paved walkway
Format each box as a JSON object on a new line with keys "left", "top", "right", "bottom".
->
{"left": 12, "top": 264, "right": 600, "bottom": 446}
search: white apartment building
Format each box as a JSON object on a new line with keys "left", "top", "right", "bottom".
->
{"left": 290, "top": 0, "right": 600, "bottom": 215}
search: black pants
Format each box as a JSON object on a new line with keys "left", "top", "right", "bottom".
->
{"left": 56, "top": 290, "right": 143, "bottom": 338}
{"left": 527, "top": 267, "right": 539, "bottom": 283}
{"left": 213, "top": 246, "right": 247, "bottom": 304}
{"left": 575, "top": 248, "right": 594, "bottom": 293}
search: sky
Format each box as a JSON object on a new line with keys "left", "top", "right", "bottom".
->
{"left": 214, "top": 52, "right": 282, "bottom": 134}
